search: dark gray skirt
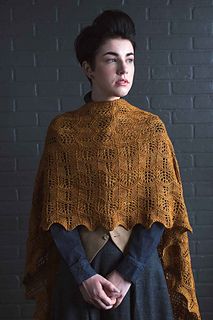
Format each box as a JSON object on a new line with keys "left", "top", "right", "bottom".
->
{"left": 51, "top": 239, "right": 173, "bottom": 320}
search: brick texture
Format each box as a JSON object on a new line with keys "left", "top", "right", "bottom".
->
{"left": 0, "top": 1, "right": 212, "bottom": 319}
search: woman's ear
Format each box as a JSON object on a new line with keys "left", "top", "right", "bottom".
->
{"left": 82, "top": 61, "right": 94, "bottom": 80}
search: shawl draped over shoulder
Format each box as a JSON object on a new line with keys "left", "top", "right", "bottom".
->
{"left": 23, "top": 98, "right": 201, "bottom": 320}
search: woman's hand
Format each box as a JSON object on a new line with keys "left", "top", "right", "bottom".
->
{"left": 106, "top": 270, "right": 131, "bottom": 308}
{"left": 79, "top": 274, "right": 121, "bottom": 310}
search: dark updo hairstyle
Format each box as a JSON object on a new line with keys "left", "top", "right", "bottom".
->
{"left": 74, "top": 10, "right": 136, "bottom": 70}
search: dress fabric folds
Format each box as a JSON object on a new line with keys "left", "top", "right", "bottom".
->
{"left": 51, "top": 239, "right": 174, "bottom": 320}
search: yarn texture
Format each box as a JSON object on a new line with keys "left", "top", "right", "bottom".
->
{"left": 23, "top": 98, "right": 201, "bottom": 319}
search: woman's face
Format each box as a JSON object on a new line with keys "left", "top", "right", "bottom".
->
{"left": 85, "top": 38, "right": 135, "bottom": 101}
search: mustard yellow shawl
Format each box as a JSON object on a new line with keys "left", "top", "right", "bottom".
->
{"left": 23, "top": 98, "right": 201, "bottom": 319}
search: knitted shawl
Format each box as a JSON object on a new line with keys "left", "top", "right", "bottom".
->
{"left": 23, "top": 98, "right": 201, "bottom": 320}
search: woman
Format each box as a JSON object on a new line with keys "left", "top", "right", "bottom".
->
{"left": 23, "top": 10, "right": 201, "bottom": 320}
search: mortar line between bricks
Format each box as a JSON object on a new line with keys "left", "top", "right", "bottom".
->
{"left": 32, "top": 23, "right": 36, "bottom": 37}
{"left": 10, "top": 8, "right": 13, "bottom": 22}
{"left": 145, "top": 7, "right": 149, "bottom": 20}
{"left": 10, "top": 38, "right": 14, "bottom": 51}
{"left": 55, "top": 6, "right": 59, "bottom": 23}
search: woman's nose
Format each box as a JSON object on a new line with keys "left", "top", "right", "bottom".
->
{"left": 117, "top": 61, "right": 128, "bottom": 74}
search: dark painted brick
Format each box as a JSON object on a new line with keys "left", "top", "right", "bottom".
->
{"left": 197, "top": 284, "right": 213, "bottom": 297}
{"left": 167, "top": 124, "right": 193, "bottom": 138}
{"left": 0, "top": 98, "right": 14, "bottom": 111}
{"left": 0, "top": 188, "right": 17, "bottom": 201}
{"left": 199, "top": 270, "right": 213, "bottom": 283}
{"left": 192, "top": 257, "right": 213, "bottom": 270}
{"left": 172, "top": 80, "right": 213, "bottom": 94}
{"left": 21, "top": 303, "right": 36, "bottom": 318}
{"left": 149, "top": 7, "right": 190, "bottom": 20}
{"left": 196, "top": 212, "right": 213, "bottom": 225}
{"left": 0, "top": 246, "right": 19, "bottom": 259}
{"left": 134, "top": 80, "right": 170, "bottom": 95}
{"left": 123, "top": 0, "right": 169, "bottom": 4}
{"left": 17, "top": 157, "right": 39, "bottom": 171}
{"left": 0, "top": 21, "right": 33, "bottom": 37}
{"left": 0, "top": 3, "right": 11, "bottom": 23}
{"left": 150, "top": 110, "right": 171, "bottom": 124}
{"left": 16, "top": 97, "right": 59, "bottom": 111}
{"left": 195, "top": 182, "right": 213, "bottom": 196}
{"left": 18, "top": 186, "right": 33, "bottom": 201}
{"left": 182, "top": 182, "right": 195, "bottom": 197}
{"left": 134, "top": 66, "right": 150, "bottom": 80}
{"left": 174, "top": 139, "right": 213, "bottom": 153}
{"left": 16, "top": 127, "right": 47, "bottom": 141}
{"left": 0, "top": 52, "right": 33, "bottom": 67}
{"left": 137, "top": 51, "right": 169, "bottom": 65}
{"left": 58, "top": 3, "right": 100, "bottom": 22}
{"left": 195, "top": 154, "right": 213, "bottom": 167}
{"left": 18, "top": 214, "right": 32, "bottom": 231}
{"left": 0, "top": 83, "right": 35, "bottom": 97}
{"left": 38, "top": 82, "right": 79, "bottom": 97}
{"left": 195, "top": 124, "right": 213, "bottom": 138}
{"left": 172, "top": 52, "right": 213, "bottom": 65}
{"left": 0, "top": 287, "right": 26, "bottom": 303}
{"left": 0, "top": 158, "right": 16, "bottom": 171}
{"left": 0, "top": 37, "right": 11, "bottom": 53}
{"left": 186, "top": 198, "right": 213, "bottom": 211}
{"left": 60, "top": 96, "right": 92, "bottom": 112}
{"left": 199, "top": 297, "right": 213, "bottom": 313}
{"left": 173, "top": 110, "right": 213, "bottom": 123}
{"left": 170, "top": 0, "right": 212, "bottom": 5}
{"left": 171, "top": 21, "right": 212, "bottom": 34}
{"left": 0, "top": 200, "right": 31, "bottom": 215}
{"left": 193, "top": 226, "right": 213, "bottom": 240}
{"left": 0, "top": 128, "right": 14, "bottom": 142}
{"left": 13, "top": 2, "right": 56, "bottom": 23}
{"left": 0, "top": 112, "right": 36, "bottom": 127}
{"left": 0, "top": 172, "right": 35, "bottom": 186}
{"left": 193, "top": 7, "right": 213, "bottom": 20}
{"left": 181, "top": 168, "right": 213, "bottom": 181}
{"left": 59, "top": 66, "right": 86, "bottom": 81}
{"left": 194, "top": 95, "right": 213, "bottom": 109}
{"left": 194, "top": 66, "right": 213, "bottom": 79}
{"left": 151, "top": 95, "right": 192, "bottom": 109}
{"left": 201, "top": 312, "right": 213, "bottom": 320}
{"left": 0, "top": 216, "right": 18, "bottom": 231}
{"left": 36, "top": 22, "right": 78, "bottom": 39}
{"left": 0, "top": 67, "right": 12, "bottom": 82}
{"left": 15, "top": 67, "right": 57, "bottom": 81}
{"left": 176, "top": 153, "right": 194, "bottom": 168}
{"left": 14, "top": 36, "right": 56, "bottom": 51}
{"left": 136, "top": 21, "right": 168, "bottom": 35}
{"left": 0, "top": 275, "right": 20, "bottom": 289}
{"left": 37, "top": 112, "right": 59, "bottom": 126}
{"left": 0, "top": 143, "right": 37, "bottom": 157}
{"left": 198, "top": 241, "right": 213, "bottom": 254}
{"left": 151, "top": 66, "right": 192, "bottom": 79}
{"left": 36, "top": 52, "right": 76, "bottom": 67}
{"left": 0, "top": 305, "right": 21, "bottom": 318}
{"left": 194, "top": 37, "right": 213, "bottom": 49}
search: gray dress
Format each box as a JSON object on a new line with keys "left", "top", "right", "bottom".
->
{"left": 51, "top": 238, "right": 174, "bottom": 320}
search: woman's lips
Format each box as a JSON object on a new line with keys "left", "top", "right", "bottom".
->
{"left": 115, "top": 79, "right": 129, "bottom": 86}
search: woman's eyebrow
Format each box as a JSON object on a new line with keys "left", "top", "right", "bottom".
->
{"left": 102, "top": 51, "right": 134, "bottom": 57}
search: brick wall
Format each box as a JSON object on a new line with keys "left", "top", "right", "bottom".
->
{"left": 0, "top": 0, "right": 213, "bottom": 319}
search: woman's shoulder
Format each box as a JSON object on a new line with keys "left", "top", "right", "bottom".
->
{"left": 129, "top": 102, "right": 166, "bottom": 133}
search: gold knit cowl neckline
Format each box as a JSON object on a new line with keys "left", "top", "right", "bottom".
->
{"left": 76, "top": 98, "right": 143, "bottom": 147}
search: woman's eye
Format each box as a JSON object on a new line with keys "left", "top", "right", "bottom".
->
{"left": 127, "top": 58, "right": 134, "bottom": 63}
{"left": 106, "top": 58, "right": 117, "bottom": 63}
